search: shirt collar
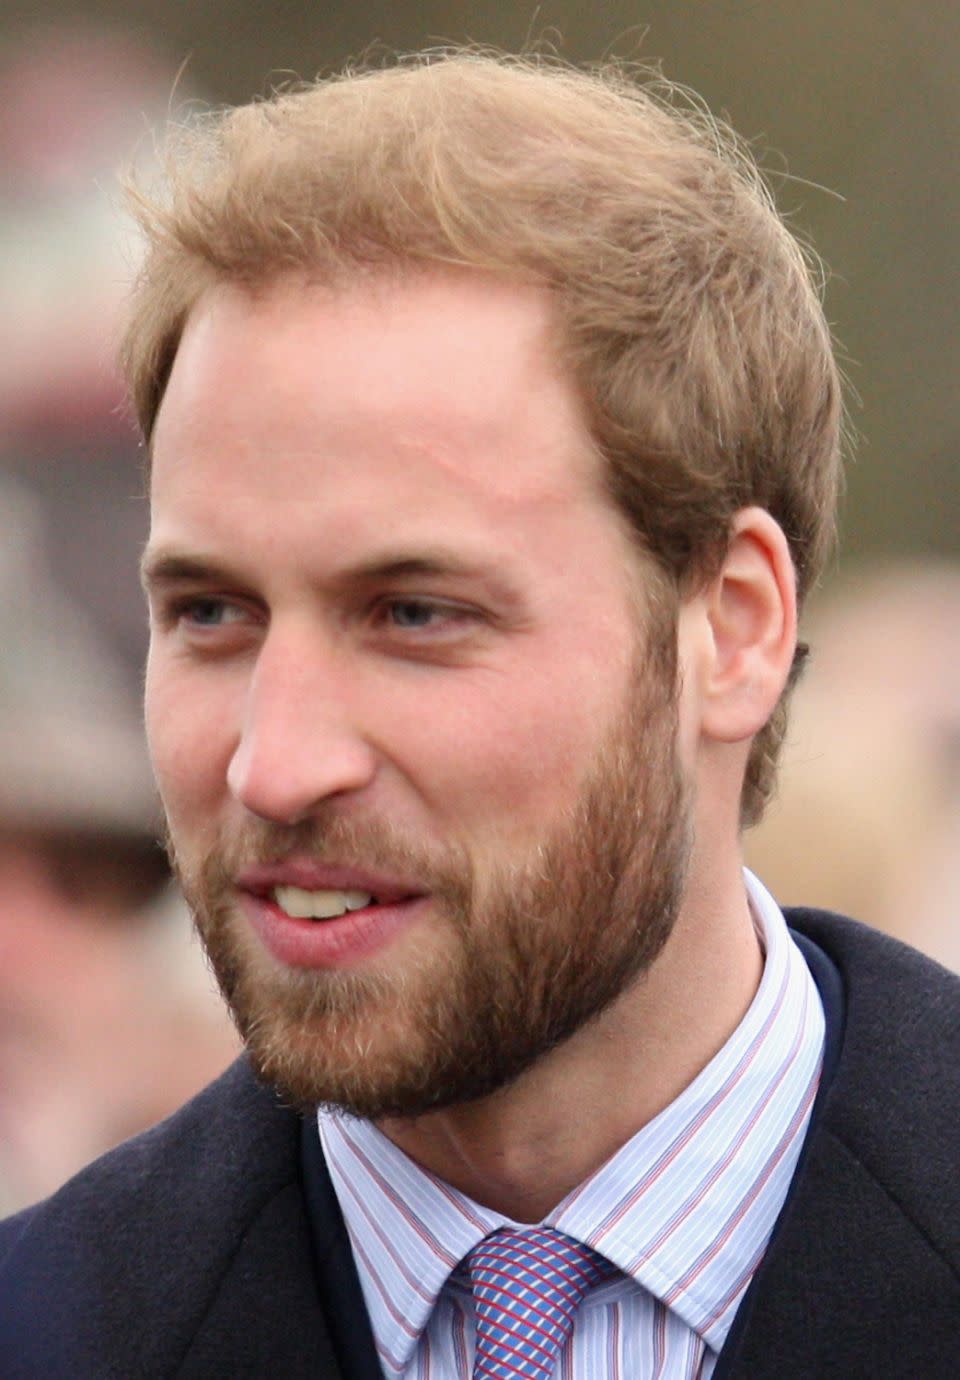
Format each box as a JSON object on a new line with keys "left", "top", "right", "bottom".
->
{"left": 319, "top": 1110, "right": 505, "bottom": 1374}
{"left": 318, "top": 870, "right": 824, "bottom": 1372}
{"left": 547, "top": 871, "right": 824, "bottom": 1349}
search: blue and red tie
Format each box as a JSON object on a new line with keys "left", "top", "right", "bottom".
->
{"left": 468, "top": 1227, "right": 613, "bottom": 1379}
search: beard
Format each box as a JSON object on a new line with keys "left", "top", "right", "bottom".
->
{"left": 170, "top": 617, "right": 691, "bottom": 1121}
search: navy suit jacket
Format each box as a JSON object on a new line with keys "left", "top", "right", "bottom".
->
{"left": 1, "top": 909, "right": 958, "bottom": 1377}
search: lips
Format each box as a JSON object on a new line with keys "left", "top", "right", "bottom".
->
{"left": 235, "top": 859, "right": 428, "bottom": 969}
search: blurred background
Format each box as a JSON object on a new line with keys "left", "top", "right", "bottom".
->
{"left": 0, "top": 2, "right": 957, "bottom": 1209}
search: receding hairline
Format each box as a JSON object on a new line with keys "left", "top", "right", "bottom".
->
{"left": 122, "top": 50, "right": 796, "bottom": 441}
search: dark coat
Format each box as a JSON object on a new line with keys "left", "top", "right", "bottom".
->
{"left": 1, "top": 910, "right": 958, "bottom": 1378}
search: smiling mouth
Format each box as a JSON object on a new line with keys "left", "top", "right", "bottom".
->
{"left": 272, "top": 885, "right": 377, "bottom": 920}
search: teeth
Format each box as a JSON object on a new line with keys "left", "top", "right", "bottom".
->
{"left": 273, "top": 885, "right": 374, "bottom": 920}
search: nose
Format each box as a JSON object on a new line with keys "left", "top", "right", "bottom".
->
{"left": 226, "top": 630, "right": 378, "bottom": 825}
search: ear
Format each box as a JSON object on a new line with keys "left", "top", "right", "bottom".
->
{"left": 697, "top": 507, "right": 798, "bottom": 745}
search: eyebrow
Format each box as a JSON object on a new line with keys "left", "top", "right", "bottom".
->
{"left": 346, "top": 551, "right": 515, "bottom": 590}
{"left": 139, "top": 550, "right": 241, "bottom": 593}
{"left": 140, "top": 545, "right": 526, "bottom": 608}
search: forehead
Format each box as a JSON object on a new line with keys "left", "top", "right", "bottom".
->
{"left": 149, "top": 269, "right": 625, "bottom": 556}
{"left": 161, "top": 270, "right": 581, "bottom": 450}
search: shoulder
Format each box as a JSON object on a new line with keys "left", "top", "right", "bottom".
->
{"left": 0, "top": 1055, "right": 300, "bottom": 1260}
{"left": 0, "top": 1057, "right": 306, "bottom": 1376}
{"left": 787, "top": 903, "right": 960, "bottom": 1001}
{"left": 786, "top": 907, "right": 960, "bottom": 1259}
{"left": 787, "top": 905, "right": 960, "bottom": 1067}
{"left": 712, "top": 910, "right": 960, "bottom": 1375}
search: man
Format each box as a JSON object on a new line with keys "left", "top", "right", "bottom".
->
{"left": 1, "top": 52, "right": 956, "bottom": 1379}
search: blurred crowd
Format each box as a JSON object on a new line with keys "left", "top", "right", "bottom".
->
{"left": 747, "top": 563, "right": 960, "bottom": 973}
{"left": 0, "top": 19, "right": 956, "bottom": 1213}
{"left": 0, "top": 24, "right": 239, "bottom": 1215}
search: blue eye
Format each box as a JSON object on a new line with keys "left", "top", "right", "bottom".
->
{"left": 388, "top": 600, "right": 439, "bottom": 628}
{"left": 168, "top": 597, "right": 249, "bottom": 631}
{"left": 185, "top": 599, "right": 230, "bottom": 625}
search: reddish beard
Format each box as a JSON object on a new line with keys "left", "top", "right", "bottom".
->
{"left": 170, "top": 634, "right": 690, "bottom": 1119}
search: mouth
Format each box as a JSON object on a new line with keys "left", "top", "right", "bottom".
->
{"left": 271, "top": 884, "right": 379, "bottom": 921}
{"left": 237, "top": 860, "right": 423, "bottom": 914}
{"left": 233, "top": 866, "right": 428, "bottom": 969}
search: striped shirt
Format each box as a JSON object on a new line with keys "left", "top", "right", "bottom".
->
{"left": 317, "top": 871, "right": 824, "bottom": 1379}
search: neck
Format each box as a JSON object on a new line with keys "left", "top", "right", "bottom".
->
{"left": 378, "top": 862, "right": 763, "bottom": 1222}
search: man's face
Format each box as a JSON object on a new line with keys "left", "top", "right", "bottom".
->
{"left": 144, "top": 269, "right": 691, "bottom": 1117}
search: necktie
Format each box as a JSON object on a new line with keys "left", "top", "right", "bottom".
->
{"left": 468, "top": 1226, "right": 613, "bottom": 1379}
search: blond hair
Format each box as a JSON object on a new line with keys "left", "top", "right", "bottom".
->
{"left": 122, "top": 51, "right": 843, "bottom": 824}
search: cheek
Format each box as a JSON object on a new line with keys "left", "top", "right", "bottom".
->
{"left": 144, "top": 653, "right": 237, "bottom": 825}
{"left": 387, "top": 659, "right": 628, "bottom": 843}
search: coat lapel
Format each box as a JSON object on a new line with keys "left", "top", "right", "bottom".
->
{"left": 713, "top": 1120, "right": 960, "bottom": 1377}
{"left": 177, "top": 1175, "right": 346, "bottom": 1378}
{"left": 714, "top": 915, "right": 960, "bottom": 1377}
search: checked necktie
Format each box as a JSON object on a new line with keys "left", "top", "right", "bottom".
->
{"left": 468, "top": 1226, "right": 613, "bottom": 1379}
